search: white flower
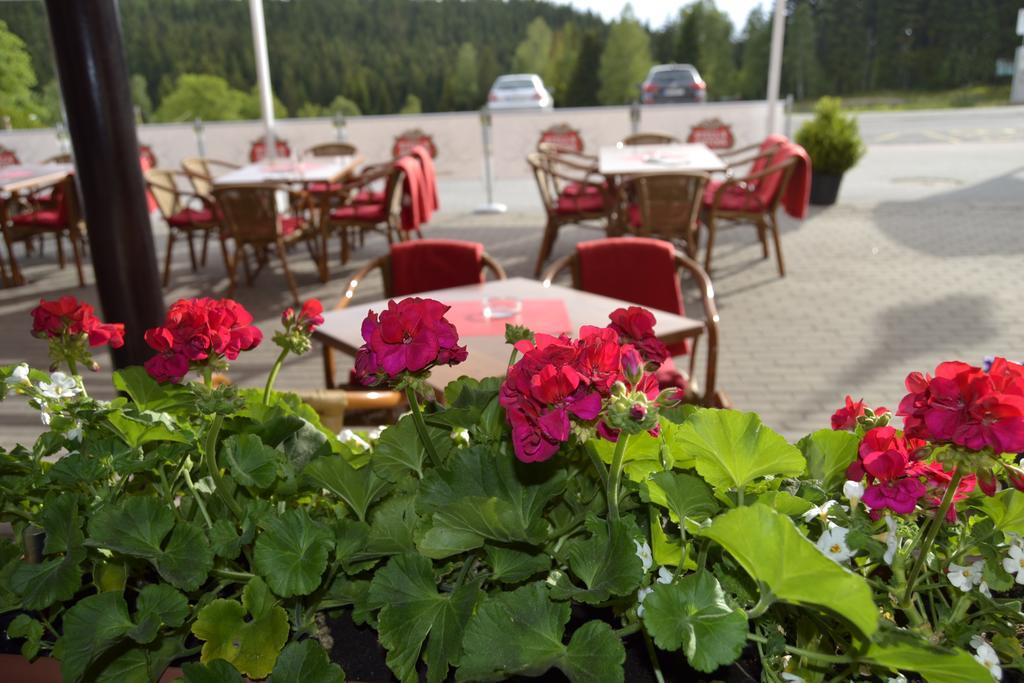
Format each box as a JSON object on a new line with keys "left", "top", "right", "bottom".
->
{"left": 802, "top": 499, "right": 842, "bottom": 523}
{"left": 338, "top": 429, "right": 370, "bottom": 451}
{"left": 780, "top": 674, "right": 805, "bottom": 683}
{"left": 656, "top": 566, "right": 673, "bottom": 584}
{"left": 66, "top": 423, "right": 83, "bottom": 442}
{"left": 1001, "top": 545, "right": 1024, "bottom": 584}
{"left": 38, "top": 372, "right": 80, "bottom": 400}
{"left": 636, "top": 586, "right": 653, "bottom": 617}
{"left": 451, "top": 428, "right": 470, "bottom": 446}
{"left": 947, "top": 560, "right": 985, "bottom": 592}
{"left": 843, "top": 480, "right": 865, "bottom": 507}
{"left": 887, "top": 675, "right": 907, "bottom": 683}
{"left": 816, "top": 526, "right": 855, "bottom": 563}
{"left": 880, "top": 514, "right": 898, "bottom": 565}
{"left": 979, "top": 580, "right": 992, "bottom": 598}
{"left": 973, "top": 642, "right": 1002, "bottom": 680}
{"left": 634, "top": 540, "right": 653, "bottom": 573}
{"left": 40, "top": 408, "right": 51, "bottom": 426}
{"left": 5, "top": 363, "right": 30, "bottom": 386}
{"left": 367, "top": 427, "right": 383, "bottom": 441}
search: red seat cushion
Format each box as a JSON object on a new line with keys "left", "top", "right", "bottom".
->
{"left": 329, "top": 203, "right": 388, "bottom": 223}
{"left": 11, "top": 210, "right": 63, "bottom": 227}
{"left": 280, "top": 216, "right": 302, "bottom": 236}
{"left": 354, "top": 189, "right": 386, "bottom": 204}
{"left": 577, "top": 237, "right": 689, "bottom": 356}
{"left": 702, "top": 180, "right": 765, "bottom": 213}
{"left": 562, "top": 181, "right": 605, "bottom": 197}
{"left": 654, "top": 357, "right": 690, "bottom": 391}
{"left": 389, "top": 239, "right": 484, "bottom": 297}
{"left": 556, "top": 193, "right": 607, "bottom": 214}
{"left": 307, "top": 182, "right": 345, "bottom": 194}
{"left": 167, "top": 207, "right": 215, "bottom": 228}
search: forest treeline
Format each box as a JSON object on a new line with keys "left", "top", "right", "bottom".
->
{"left": 0, "top": 0, "right": 1020, "bottom": 126}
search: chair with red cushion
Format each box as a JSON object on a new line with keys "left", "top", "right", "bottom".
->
{"left": 212, "top": 184, "right": 319, "bottom": 304}
{"left": 392, "top": 129, "right": 437, "bottom": 159}
{"left": 321, "top": 239, "right": 506, "bottom": 388}
{"left": 619, "top": 132, "right": 680, "bottom": 146}
{"left": 701, "top": 142, "right": 802, "bottom": 277}
{"left": 542, "top": 237, "right": 727, "bottom": 407}
{"left": 621, "top": 172, "right": 709, "bottom": 258}
{"left": 538, "top": 123, "right": 585, "bottom": 154}
{"left": 320, "top": 163, "right": 405, "bottom": 270}
{"left": 527, "top": 151, "right": 616, "bottom": 277}
{"left": 2, "top": 176, "right": 86, "bottom": 286}
{"left": 249, "top": 137, "right": 292, "bottom": 162}
{"left": 146, "top": 169, "right": 223, "bottom": 287}
{"left": 0, "top": 147, "right": 21, "bottom": 167}
{"left": 304, "top": 143, "right": 359, "bottom": 194}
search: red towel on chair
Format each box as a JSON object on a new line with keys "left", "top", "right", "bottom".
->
{"left": 410, "top": 145, "right": 439, "bottom": 217}
{"left": 389, "top": 239, "right": 484, "bottom": 296}
{"left": 780, "top": 142, "right": 811, "bottom": 220}
{"left": 750, "top": 134, "right": 789, "bottom": 175}
{"left": 576, "top": 237, "right": 689, "bottom": 356}
{"left": 394, "top": 156, "right": 422, "bottom": 233}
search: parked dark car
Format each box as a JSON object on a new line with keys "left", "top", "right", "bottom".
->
{"left": 640, "top": 64, "right": 707, "bottom": 104}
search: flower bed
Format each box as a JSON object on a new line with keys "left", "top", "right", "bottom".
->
{"left": 0, "top": 294, "right": 1022, "bottom": 682}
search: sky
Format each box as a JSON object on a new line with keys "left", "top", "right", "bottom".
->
{"left": 561, "top": 0, "right": 765, "bottom": 32}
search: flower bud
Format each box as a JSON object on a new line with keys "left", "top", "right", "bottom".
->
{"left": 281, "top": 307, "right": 295, "bottom": 325}
{"left": 621, "top": 347, "right": 644, "bottom": 385}
{"left": 843, "top": 479, "right": 865, "bottom": 508}
{"left": 611, "top": 381, "right": 628, "bottom": 397}
{"left": 977, "top": 468, "right": 998, "bottom": 497}
{"left": 630, "top": 402, "right": 648, "bottom": 422}
{"left": 656, "top": 387, "right": 683, "bottom": 407}
{"left": 1006, "top": 464, "right": 1024, "bottom": 492}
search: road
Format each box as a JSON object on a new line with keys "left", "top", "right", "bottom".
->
{"left": 790, "top": 105, "right": 1024, "bottom": 145}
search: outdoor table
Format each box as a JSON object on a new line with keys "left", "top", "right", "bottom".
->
{"left": 0, "top": 163, "right": 75, "bottom": 287}
{"left": 598, "top": 143, "right": 727, "bottom": 175}
{"left": 213, "top": 156, "right": 362, "bottom": 281}
{"left": 313, "top": 277, "right": 705, "bottom": 391}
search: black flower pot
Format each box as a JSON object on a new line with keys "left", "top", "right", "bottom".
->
{"left": 809, "top": 171, "right": 843, "bottom": 205}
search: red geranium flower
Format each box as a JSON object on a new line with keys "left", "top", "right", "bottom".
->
{"left": 30, "top": 296, "right": 124, "bottom": 349}
{"left": 831, "top": 395, "right": 888, "bottom": 431}
{"left": 283, "top": 299, "right": 325, "bottom": 332}
{"left": 354, "top": 298, "right": 467, "bottom": 385}
{"left": 607, "top": 306, "right": 669, "bottom": 366}
{"left": 849, "top": 427, "right": 928, "bottom": 515}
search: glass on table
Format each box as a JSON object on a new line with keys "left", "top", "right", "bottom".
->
{"left": 482, "top": 296, "right": 522, "bottom": 320}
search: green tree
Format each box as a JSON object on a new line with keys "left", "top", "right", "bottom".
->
{"left": 513, "top": 17, "right": 553, "bottom": 76}
{"left": 240, "top": 87, "right": 289, "bottom": 119}
{"left": 547, "top": 21, "right": 581, "bottom": 104}
{"left": 565, "top": 30, "right": 603, "bottom": 106}
{"left": 131, "top": 73, "right": 153, "bottom": 122}
{"left": 326, "top": 95, "right": 361, "bottom": 117}
{"left": 447, "top": 42, "right": 480, "bottom": 110}
{"left": 154, "top": 74, "right": 248, "bottom": 122}
{"left": 296, "top": 102, "right": 326, "bottom": 118}
{"left": 736, "top": 7, "right": 771, "bottom": 100}
{"left": 674, "top": 0, "right": 737, "bottom": 100}
{"left": 783, "top": 1, "right": 820, "bottom": 101}
{"left": 0, "top": 19, "right": 44, "bottom": 127}
{"left": 598, "top": 7, "right": 653, "bottom": 105}
{"left": 399, "top": 93, "right": 422, "bottom": 114}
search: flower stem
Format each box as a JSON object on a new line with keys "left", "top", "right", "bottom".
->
{"left": 182, "top": 467, "right": 214, "bottom": 529}
{"left": 405, "top": 386, "right": 442, "bottom": 469}
{"left": 584, "top": 442, "right": 609, "bottom": 489}
{"left": 202, "top": 365, "right": 213, "bottom": 387}
{"left": 203, "top": 414, "right": 243, "bottom": 520}
{"left": 643, "top": 630, "right": 666, "bottom": 683}
{"left": 606, "top": 434, "right": 630, "bottom": 523}
{"left": 263, "top": 348, "right": 290, "bottom": 405}
{"left": 903, "top": 469, "right": 963, "bottom": 603}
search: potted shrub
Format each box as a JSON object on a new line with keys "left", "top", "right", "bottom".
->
{"left": 796, "top": 96, "right": 865, "bottom": 205}
{"left": 0, "top": 294, "right": 1022, "bottom": 682}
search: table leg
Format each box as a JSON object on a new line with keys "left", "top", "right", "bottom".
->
{"left": 317, "top": 191, "right": 330, "bottom": 283}
{"left": 0, "top": 198, "right": 23, "bottom": 287}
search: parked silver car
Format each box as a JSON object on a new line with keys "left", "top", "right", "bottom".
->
{"left": 486, "top": 74, "right": 554, "bottom": 110}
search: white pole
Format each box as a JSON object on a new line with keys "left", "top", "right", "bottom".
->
{"left": 766, "top": 0, "right": 786, "bottom": 134}
{"left": 474, "top": 108, "right": 506, "bottom": 214}
{"left": 248, "top": 0, "right": 277, "bottom": 158}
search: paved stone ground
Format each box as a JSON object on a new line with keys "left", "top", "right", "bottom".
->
{"left": 2, "top": 123, "right": 1023, "bottom": 446}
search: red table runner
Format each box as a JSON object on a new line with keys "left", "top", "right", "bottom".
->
{"left": 444, "top": 299, "right": 572, "bottom": 337}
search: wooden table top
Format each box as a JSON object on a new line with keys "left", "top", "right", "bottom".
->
{"left": 599, "top": 143, "right": 726, "bottom": 175}
{"left": 0, "top": 164, "right": 74, "bottom": 194}
{"left": 213, "top": 156, "right": 361, "bottom": 187}
{"left": 313, "top": 277, "right": 704, "bottom": 389}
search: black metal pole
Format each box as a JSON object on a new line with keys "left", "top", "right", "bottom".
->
{"left": 44, "top": 0, "right": 165, "bottom": 368}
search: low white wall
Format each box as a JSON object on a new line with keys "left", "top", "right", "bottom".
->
{"left": 0, "top": 101, "right": 785, "bottom": 182}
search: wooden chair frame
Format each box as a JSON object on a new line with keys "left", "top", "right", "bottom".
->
{"left": 527, "top": 151, "right": 616, "bottom": 277}
{"left": 620, "top": 172, "right": 709, "bottom": 257}
{"left": 322, "top": 249, "right": 506, "bottom": 389}
{"left": 701, "top": 155, "right": 799, "bottom": 277}
{"left": 2, "top": 176, "right": 86, "bottom": 287}
{"left": 212, "top": 183, "right": 319, "bottom": 304}
{"left": 542, "top": 248, "right": 725, "bottom": 407}
{"left": 293, "top": 389, "right": 404, "bottom": 431}
{"left": 320, "top": 164, "right": 405, "bottom": 269}
{"left": 619, "top": 132, "right": 681, "bottom": 146}
{"left": 305, "top": 142, "right": 358, "bottom": 157}
{"left": 146, "top": 168, "right": 221, "bottom": 286}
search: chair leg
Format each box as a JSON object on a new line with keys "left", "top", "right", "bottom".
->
{"left": 757, "top": 222, "right": 769, "bottom": 259}
{"left": 225, "top": 243, "right": 239, "bottom": 297}
{"left": 68, "top": 230, "right": 85, "bottom": 287}
{"left": 186, "top": 232, "right": 198, "bottom": 272}
{"left": 322, "top": 346, "right": 337, "bottom": 389}
{"left": 769, "top": 215, "right": 785, "bottom": 277}
{"left": 703, "top": 215, "right": 718, "bottom": 275}
{"left": 341, "top": 229, "right": 351, "bottom": 266}
{"left": 162, "top": 232, "right": 176, "bottom": 287}
{"left": 200, "top": 230, "right": 211, "bottom": 267}
{"left": 3, "top": 235, "right": 24, "bottom": 286}
{"left": 56, "top": 234, "right": 66, "bottom": 269}
{"left": 533, "top": 219, "right": 560, "bottom": 278}
{"left": 277, "top": 237, "right": 300, "bottom": 305}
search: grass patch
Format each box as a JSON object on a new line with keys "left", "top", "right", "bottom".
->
{"left": 793, "top": 84, "right": 1012, "bottom": 112}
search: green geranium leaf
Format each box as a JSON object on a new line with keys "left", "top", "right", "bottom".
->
{"left": 181, "top": 659, "right": 244, "bottom": 683}
{"left": 39, "top": 493, "right": 81, "bottom": 553}
{"left": 155, "top": 521, "right": 213, "bottom": 591}
{"left": 680, "top": 409, "right": 805, "bottom": 492}
{"left": 374, "top": 415, "right": 453, "bottom": 481}
{"left": 863, "top": 630, "right": 990, "bottom": 683}
{"left": 351, "top": 495, "right": 418, "bottom": 562}
{"left": 458, "top": 582, "right": 624, "bottom": 683}
{"left": 417, "top": 526, "right": 484, "bottom": 559}
{"left": 645, "top": 471, "right": 719, "bottom": 523}
{"left": 254, "top": 508, "right": 334, "bottom": 597}
{"left": 58, "top": 592, "right": 136, "bottom": 683}
{"left": 129, "top": 583, "right": 189, "bottom": 644}
{"left": 798, "top": 428, "right": 860, "bottom": 491}
{"left": 8, "top": 613, "right": 43, "bottom": 660}
{"left": 641, "top": 573, "right": 748, "bottom": 672}
{"left": 593, "top": 418, "right": 690, "bottom": 472}
{"left": 754, "top": 491, "right": 814, "bottom": 517}
{"left": 87, "top": 496, "right": 173, "bottom": 556}
{"left": 209, "top": 518, "right": 246, "bottom": 560}
{"left": 271, "top": 639, "right": 345, "bottom": 683}
{"left": 981, "top": 489, "right": 1024, "bottom": 535}
{"left": 304, "top": 454, "right": 389, "bottom": 522}
{"left": 113, "top": 366, "right": 173, "bottom": 410}
{"left": 550, "top": 518, "right": 643, "bottom": 604}
{"left": 699, "top": 505, "right": 878, "bottom": 638}
{"left": 432, "top": 376, "right": 502, "bottom": 429}
{"left": 368, "top": 554, "right": 480, "bottom": 683}
{"left": 222, "top": 434, "right": 281, "bottom": 489}
{"left": 485, "top": 546, "right": 551, "bottom": 584}
{"left": 107, "top": 410, "right": 190, "bottom": 447}
{"left": 10, "top": 547, "right": 85, "bottom": 610}
{"left": 192, "top": 577, "right": 289, "bottom": 679}
{"left": 92, "top": 647, "right": 150, "bottom": 683}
